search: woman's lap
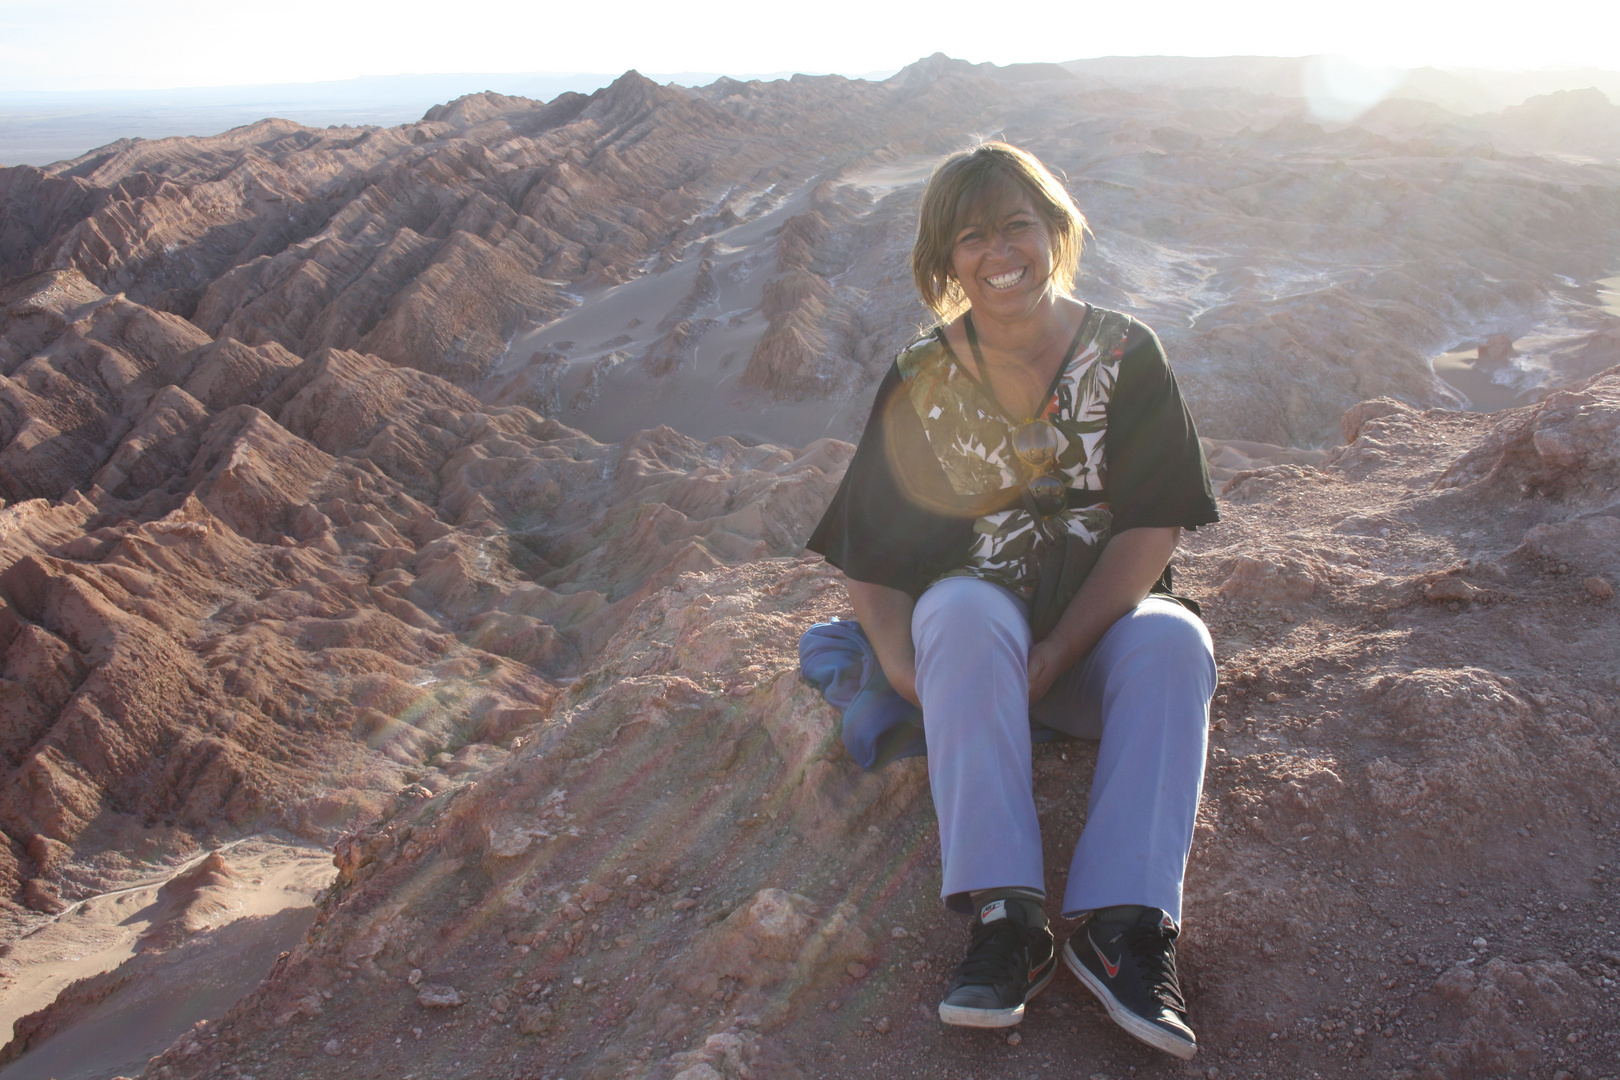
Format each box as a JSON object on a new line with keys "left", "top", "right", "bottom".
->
{"left": 912, "top": 577, "right": 1215, "bottom": 737}
{"left": 910, "top": 576, "right": 1215, "bottom": 918}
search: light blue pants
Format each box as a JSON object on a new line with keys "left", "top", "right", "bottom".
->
{"left": 911, "top": 577, "right": 1216, "bottom": 922}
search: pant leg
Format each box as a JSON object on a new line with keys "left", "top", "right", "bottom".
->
{"left": 1029, "top": 597, "right": 1215, "bottom": 923}
{"left": 912, "top": 576, "right": 1043, "bottom": 912}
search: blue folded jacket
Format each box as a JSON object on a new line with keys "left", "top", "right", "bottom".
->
{"left": 797, "top": 619, "right": 926, "bottom": 769}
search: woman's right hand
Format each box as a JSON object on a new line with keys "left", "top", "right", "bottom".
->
{"left": 844, "top": 578, "right": 922, "bottom": 708}
{"left": 887, "top": 662, "right": 921, "bottom": 707}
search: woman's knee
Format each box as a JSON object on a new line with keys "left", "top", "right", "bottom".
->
{"left": 1105, "top": 601, "right": 1216, "bottom": 690}
{"left": 912, "top": 578, "right": 1030, "bottom": 657}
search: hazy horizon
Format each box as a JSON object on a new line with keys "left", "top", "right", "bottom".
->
{"left": 4, "top": 0, "right": 1619, "bottom": 93}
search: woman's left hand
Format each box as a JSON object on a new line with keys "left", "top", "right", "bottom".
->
{"left": 1027, "top": 527, "right": 1182, "bottom": 704}
{"left": 1027, "top": 639, "right": 1066, "bottom": 703}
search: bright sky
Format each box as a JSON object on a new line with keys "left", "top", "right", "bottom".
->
{"left": 2, "top": 0, "right": 1617, "bottom": 92}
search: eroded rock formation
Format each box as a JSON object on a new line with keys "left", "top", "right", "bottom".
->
{"left": 0, "top": 269, "right": 845, "bottom": 937}
{"left": 5, "top": 61, "right": 1619, "bottom": 448}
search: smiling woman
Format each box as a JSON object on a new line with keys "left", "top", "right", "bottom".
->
{"left": 804, "top": 141, "right": 1220, "bottom": 1060}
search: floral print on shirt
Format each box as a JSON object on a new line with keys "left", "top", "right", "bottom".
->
{"left": 894, "top": 305, "right": 1134, "bottom": 596}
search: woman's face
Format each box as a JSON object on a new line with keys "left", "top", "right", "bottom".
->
{"left": 947, "top": 186, "right": 1056, "bottom": 324}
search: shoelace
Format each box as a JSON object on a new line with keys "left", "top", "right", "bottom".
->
{"left": 1120, "top": 923, "right": 1188, "bottom": 1014}
{"left": 956, "top": 917, "right": 1028, "bottom": 985}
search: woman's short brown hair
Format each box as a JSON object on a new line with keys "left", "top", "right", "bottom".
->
{"left": 911, "top": 142, "right": 1087, "bottom": 321}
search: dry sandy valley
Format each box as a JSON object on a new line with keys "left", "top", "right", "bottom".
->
{"left": 0, "top": 54, "right": 1617, "bottom": 1080}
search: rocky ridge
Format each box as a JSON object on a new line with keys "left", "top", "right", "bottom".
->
{"left": 0, "top": 267, "right": 844, "bottom": 932}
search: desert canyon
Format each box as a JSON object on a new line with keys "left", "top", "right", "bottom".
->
{"left": 0, "top": 54, "right": 1617, "bottom": 1080}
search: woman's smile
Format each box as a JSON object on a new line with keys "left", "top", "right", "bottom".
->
{"left": 986, "top": 267, "right": 1027, "bottom": 289}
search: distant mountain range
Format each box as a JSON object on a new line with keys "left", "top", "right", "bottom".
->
{"left": 0, "top": 69, "right": 898, "bottom": 168}
{"left": 3, "top": 56, "right": 1617, "bottom": 167}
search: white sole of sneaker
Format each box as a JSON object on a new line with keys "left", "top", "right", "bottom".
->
{"left": 936, "top": 962, "right": 1056, "bottom": 1028}
{"left": 1061, "top": 940, "right": 1198, "bottom": 1060}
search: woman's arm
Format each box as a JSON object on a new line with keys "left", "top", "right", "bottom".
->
{"left": 1027, "top": 526, "right": 1180, "bottom": 703}
{"left": 844, "top": 578, "right": 920, "bottom": 706}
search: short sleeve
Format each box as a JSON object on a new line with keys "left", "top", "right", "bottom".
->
{"left": 805, "top": 363, "right": 975, "bottom": 598}
{"left": 1104, "top": 323, "right": 1219, "bottom": 533}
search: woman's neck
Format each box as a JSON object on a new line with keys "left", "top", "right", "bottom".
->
{"left": 962, "top": 294, "right": 1083, "bottom": 370}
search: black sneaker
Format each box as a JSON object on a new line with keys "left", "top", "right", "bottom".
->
{"left": 937, "top": 897, "right": 1056, "bottom": 1028}
{"left": 1062, "top": 905, "right": 1197, "bottom": 1060}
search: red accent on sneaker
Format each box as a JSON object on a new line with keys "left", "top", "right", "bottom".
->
{"left": 1092, "top": 936, "right": 1121, "bottom": 979}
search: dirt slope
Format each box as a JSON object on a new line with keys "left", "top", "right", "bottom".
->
{"left": 104, "top": 370, "right": 1619, "bottom": 1080}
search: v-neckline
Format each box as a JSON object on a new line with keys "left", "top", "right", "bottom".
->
{"left": 936, "top": 304, "right": 1094, "bottom": 426}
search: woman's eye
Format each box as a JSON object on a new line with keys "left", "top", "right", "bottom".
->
{"left": 1004, "top": 219, "right": 1033, "bottom": 234}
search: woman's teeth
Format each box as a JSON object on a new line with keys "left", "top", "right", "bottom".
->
{"left": 986, "top": 268, "right": 1025, "bottom": 289}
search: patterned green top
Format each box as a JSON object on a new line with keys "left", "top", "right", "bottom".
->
{"left": 895, "top": 305, "right": 1134, "bottom": 597}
